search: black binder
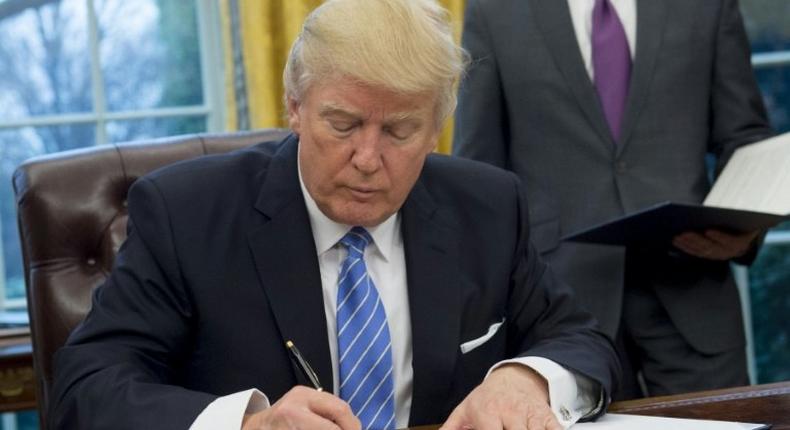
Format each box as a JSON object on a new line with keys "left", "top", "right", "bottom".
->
{"left": 563, "top": 202, "right": 789, "bottom": 247}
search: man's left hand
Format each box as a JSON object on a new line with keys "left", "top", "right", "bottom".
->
{"left": 440, "top": 364, "right": 563, "bottom": 430}
{"left": 672, "top": 229, "right": 760, "bottom": 261}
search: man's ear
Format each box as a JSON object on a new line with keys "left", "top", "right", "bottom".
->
{"left": 428, "top": 135, "right": 439, "bottom": 154}
{"left": 426, "top": 125, "right": 441, "bottom": 154}
{"left": 287, "top": 96, "right": 301, "bottom": 134}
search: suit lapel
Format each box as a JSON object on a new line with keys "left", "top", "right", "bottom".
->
{"left": 531, "top": 0, "right": 615, "bottom": 150}
{"left": 401, "top": 176, "right": 462, "bottom": 425}
{"left": 617, "top": 0, "right": 667, "bottom": 155}
{"left": 247, "top": 136, "right": 334, "bottom": 392}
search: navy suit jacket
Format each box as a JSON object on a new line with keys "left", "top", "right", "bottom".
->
{"left": 50, "top": 135, "right": 619, "bottom": 429}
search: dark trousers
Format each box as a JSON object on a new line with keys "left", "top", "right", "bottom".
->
{"left": 613, "top": 256, "right": 749, "bottom": 400}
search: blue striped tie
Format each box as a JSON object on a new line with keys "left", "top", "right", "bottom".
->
{"left": 336, "top": 227, "right": 395, "bottom": 430}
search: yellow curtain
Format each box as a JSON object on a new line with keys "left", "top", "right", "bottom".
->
{"left": 220, "top": 0, "right": 467, "bottom": 154}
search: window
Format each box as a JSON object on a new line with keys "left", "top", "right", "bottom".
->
{"left": 0, "top": 0, "right": 224, "bottom": 312}
{"left": 740, "top": 0, "right": 790, "bottom": 385}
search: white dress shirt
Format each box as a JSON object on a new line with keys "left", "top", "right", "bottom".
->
{"left": 190, "top": 143, "right": 600, "bottom": 428}
{"left": 567, "top": 0, "right": 637, "bottom": 79}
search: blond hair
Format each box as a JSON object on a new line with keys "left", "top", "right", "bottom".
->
{"left": 284, "top": 0, "right": 468, "bottom": 127}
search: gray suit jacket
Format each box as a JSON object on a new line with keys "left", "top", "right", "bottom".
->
{"left": 453, "top": 0, "right": 773, "bottom": 353}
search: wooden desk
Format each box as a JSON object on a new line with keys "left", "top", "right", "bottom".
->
{"left": 610, "top": 381, "right": 790, "bottom": 429}
{"left": 0, "top": 330, "right": 36, "bottom": 412}
{"left": 407, "top": 382, "right": 790, "bottom": 429}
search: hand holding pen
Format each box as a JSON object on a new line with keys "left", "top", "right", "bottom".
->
{"left": 240, "top": 341, "right": 360, "bottom": 430}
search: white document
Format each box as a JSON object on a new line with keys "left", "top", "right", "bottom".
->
{"left": 704, "top": 132, "right": 790, "bottom": 215}
{"left": 575, "top": 413, "right": 768, "bottom": 429}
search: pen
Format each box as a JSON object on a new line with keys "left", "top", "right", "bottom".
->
{"left": 286, "top": 340, "right": 324, "bottom": 391}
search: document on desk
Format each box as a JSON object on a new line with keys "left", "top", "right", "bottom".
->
{"left": 576, "top": 413, "right": 770, "bottom": 429}
{"left": 564, "top": 132, "right": 790, "bottom": 246}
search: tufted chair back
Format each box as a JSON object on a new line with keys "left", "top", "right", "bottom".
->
{"left": 12, "top": 129, "right": 290, "bottom": 427}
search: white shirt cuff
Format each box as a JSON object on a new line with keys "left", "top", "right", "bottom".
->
{"left": 487, "top": 356, "right": 601, "bottom": 429}
{"left": 189, "top": 389, "right": 270, "bottom": 430}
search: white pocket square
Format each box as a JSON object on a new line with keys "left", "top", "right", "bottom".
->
{"left": 460, "top": 317, "right": 505, "bottom": 354}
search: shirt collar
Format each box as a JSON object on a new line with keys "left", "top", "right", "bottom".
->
{"left": 297, "top": 141, "right": 399, "bottom": 261}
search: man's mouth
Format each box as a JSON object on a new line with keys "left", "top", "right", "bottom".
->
{"left": 347, "top": 186, "right": 378, "bottom": 200}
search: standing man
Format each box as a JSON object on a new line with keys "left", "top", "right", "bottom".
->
{"left": 454, "top": 0, "right": 774, "bottom": 399}
{"left": 49, "top": 0, "right": 619, "bottom": 429}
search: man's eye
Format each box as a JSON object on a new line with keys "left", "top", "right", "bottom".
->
{"left": 386, "top": 125, "right": 414, "bottom": 141}
{"left": 331, "top": 122, "right": 355, "bottom": 132}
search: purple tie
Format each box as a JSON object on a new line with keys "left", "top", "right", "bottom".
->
{"left": 592, "top": 0, "right": 631, "bottom": 143}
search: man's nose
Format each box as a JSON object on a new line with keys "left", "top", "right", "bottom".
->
{"left": 351, "top": 129, "right": 384, "bottom": 174}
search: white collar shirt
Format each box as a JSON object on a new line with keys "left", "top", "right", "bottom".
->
{"left": 567, "top": 0, "right": 637, "bottom": 79}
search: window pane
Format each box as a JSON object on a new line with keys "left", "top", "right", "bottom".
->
{"left": 0, "top": 0, "right": 91, "bottom": 120}
{"left": 741, "top": 1, "right": 790, "bottom": 132}
{"left": 749, "top": 243, "right": 790, "bottom": 384}
{"left": 97, "top": 0, "right": 204, "bottom": 112}
{"left": 0, "top": 410, "right": 38, "bottom": 430}
{"left": 754, "top": 66, "right": 790, "bottom": 133}
{"left": 770, "top": 220, "right": 790, "bottom": 232}
{"left": 0, "top": 125, "right": 96, "bottom": 303}
{"left": 107, "top": 115, "right": 206, "bottom": 143}
{"left": 741, "top": 1, "right": 790, "bottom": 52}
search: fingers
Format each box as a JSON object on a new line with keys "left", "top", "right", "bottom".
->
{"left": 248, "top": 386, "right": 360, "bottom": 430}
{"left": 441, "top": 369, "right": 564, "bottom": 430}
{"left": 443, "top": 403, "right": 562, "bottom": 430}
{"left": 276, "top": 409, "right": 344, "bottom": 430}
{"left": 440, "top": 404, "right": 504, "bottom": 430}
{"left": 441, "top": 401, "right": 494, "bottom": 430}
{"left": 308, "top": 393, "right": 361, "bottom": 430}
{"left": 673, "top": 231, "right": 718, "bottom": 259}
{"left": 705, "top": 229, "right": 759, "bottom": 250}
{"left": 672, "top": 229, "right": 758, "bottom": 260}
{"left": 442, "top": 398, "right": 498, "bottom": 430}
{"left": 439, "top": 403, "right": 467, "bottom": 430}
{"left": 244, "top": 405, "right": 342, "bottom": 430}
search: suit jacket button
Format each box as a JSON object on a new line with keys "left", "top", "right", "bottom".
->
{"left": 615, "top": 161, "right": 627, "bottom": 174}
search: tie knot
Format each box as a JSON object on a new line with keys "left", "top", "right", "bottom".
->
{"left": 340, "top": 227, "right": 372, "bottom": 257}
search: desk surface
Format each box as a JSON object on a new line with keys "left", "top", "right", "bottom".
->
{"left": 0, "top": 331, "right": 35, "bottom": 413}
{"left": 610, "top": 381, "right": 790, "bottom": 429}
{"left": 406, "top": 381, "right": 790, "bottom": 430}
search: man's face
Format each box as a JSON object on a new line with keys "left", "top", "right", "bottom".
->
{"left": 289, "top": 77, "right": 440, "bottom": 226}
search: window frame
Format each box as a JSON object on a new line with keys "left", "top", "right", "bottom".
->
{"left": 0, "top": 0, "right": 226, "bottom": 310}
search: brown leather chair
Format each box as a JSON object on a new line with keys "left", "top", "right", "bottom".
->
{"left": 12, "top": 129, "right": 290, "bottom": 427}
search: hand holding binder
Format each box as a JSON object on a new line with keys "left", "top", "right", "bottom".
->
{"left": 564, "top": 132, "right": 790, "bottom": 247}
{"left": 672, "top": 229, "right": 761, "bottom": 261}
